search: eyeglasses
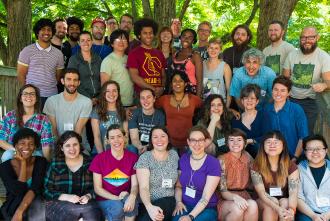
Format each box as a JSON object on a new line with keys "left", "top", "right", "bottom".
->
{"left": 22, "top": 92, "right": 36, "bottom": 97}
{"left": 305, "top": 147, "right": 326, "bottom": 153}
{"left": 300, "top": 35, "right": 317, "bottom": 41}
{"left": 114, "top": 38, "right": 128, "bottom": 42}
{"left": 92, "top": 26, "right": 105, "bottom": 31}
{"left": 189, "top": 138, "right": 206, "bottom": 145}
{"left": 265, "top": 140, "right": 281, "bottom": 146}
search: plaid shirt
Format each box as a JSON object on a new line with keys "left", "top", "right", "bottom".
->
{"left": 44, "top": 155, "right": 94, "bottom": 200}
{"left": 0, "top": 110, "right": 54, "bottom": 149}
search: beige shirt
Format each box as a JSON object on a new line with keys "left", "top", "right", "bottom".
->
{"left": 283, "top": 47, "right": 330, "bottom": 99}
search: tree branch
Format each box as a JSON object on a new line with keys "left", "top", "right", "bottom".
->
{"left": 101, "top": 0, "right": 113, "bottom": 16}
{"left": 141, "top": 0, "right": 152, "bottom": 18}
{"left": 178, "top": 0, "right": 191, "bottom": 21}
{"left": 244, "top": 0, "right": 259, "bottom": 26}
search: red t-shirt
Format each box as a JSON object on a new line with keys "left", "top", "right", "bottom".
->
{"left": 156, "top": 94, "right": 202, "bottom": 148}
{"left": 89, "top": 149, "right": 138, "bottom": 201}
{"left": 127, "top": 46, "right": 166, "bottom": 92}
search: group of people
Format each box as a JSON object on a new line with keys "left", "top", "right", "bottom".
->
{"left": 0, "top": 11, "right": 329, "bottom": 221}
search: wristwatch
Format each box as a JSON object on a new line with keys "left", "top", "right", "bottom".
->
{"left": 188, "top": 214, "right": 195, "bottom": 220}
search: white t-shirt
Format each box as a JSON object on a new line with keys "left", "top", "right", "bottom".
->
{"left": 263, "top": 41, "right": 295, "bottom": 75}
{"left": 283, "top": 47, "right": 330, "bottom": 99}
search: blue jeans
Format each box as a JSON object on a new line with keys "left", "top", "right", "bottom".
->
{"left": 97, "top": 195, "right": 138, "bottom": 221}
{"left": 296, "top": 211, "right": 330, "bottom": 221}
{"left": 172, "top": 205, "right": 217, "bottom": 221}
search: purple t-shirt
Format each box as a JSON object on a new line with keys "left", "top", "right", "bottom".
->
{"left": 89, "top": 149, "right": 138, "bottom": 201}
{"left": 179, "top": 153, "right": 221, "bottom": 208}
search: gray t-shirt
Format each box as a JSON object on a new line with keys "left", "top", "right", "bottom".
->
{"left": 128, "top": 108, "right": 165, "bottom": 145}
{"left": 135, "top": 149, "right": 179, "bottom": 201}
{"left": 283, "top": 47, "right": 330, "bottom": 99}
{"left": 43, "top": 93, "right": 92, "bottom": 149}
{"left": 263, "top": 41, "right": 295, "bottom": 75}
{"left": 203, "top": 60, "right": 226, "bottom": 100}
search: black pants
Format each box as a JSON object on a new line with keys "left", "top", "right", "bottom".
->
{"left": 137, "top": 196, "right": 176, "bottom": 221}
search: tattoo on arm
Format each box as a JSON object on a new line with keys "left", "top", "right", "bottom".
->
{"left": 288, "top": 178, "right": 299, "bottom": 194}
{"left": 220, "top": 175, "right": 228, "bottom": 192}
{"left": 251, "top": 170, "right": 263, "bottom": 185}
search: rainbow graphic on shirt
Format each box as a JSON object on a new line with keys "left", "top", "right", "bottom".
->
{"left": 103, "top": 168, "right": 129, "bottom": 187}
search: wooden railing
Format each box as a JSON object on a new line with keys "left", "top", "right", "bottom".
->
{"left": 0, "top": 66, "right": 20, "bottom": 117}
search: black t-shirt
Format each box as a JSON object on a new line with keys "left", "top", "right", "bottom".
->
{"left": 52, "top": 42, "right": 72, "bottom": 68}
{"left": 310, "top": 164, "right": 326, "bottom": 188}
{"left": 222, "top": 45, "right": 250, "bottom": 72}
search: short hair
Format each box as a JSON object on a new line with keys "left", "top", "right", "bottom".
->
{"left": 120, "top": 13, "right": 134, "bottom": 24}
{"left": 241, "top": 48, "right": 265, "bottom": 65}
{"left": 79, "top": 30, "right": 92, "bottom": 40}
{"left": 303, "top": 134, "right": 328, "bottom": 150}
{"left": 180, "top": 28, "right": 197, "bottom": 44}
{"left": 240, "top": 84, "right": 261, "bottom": 100}
{"left": 63, "top": 68, "right": 80, "bottom": 80}
{"left": 13, "top": 128, "right": 41, "bottom": 150}
{"left": 140, "top": 88, "right": 156, "bottom": 98}
{"left": 269, "top": 20, "right": 285, "bottom": 30}
{"left": 134, "top": 18, "right": 158, "bottom": 40}
{"left": 109, "top": 29, "right": 129, "bottom": 46}
{"left": 55, "top": 131, "right": 84, "bottom": 159}
{"left": 231, "top": 24, "right": 252, "bottom": 44}
{"left": 272, "top": 75, "right": 292, "bottom": 91}
{"left": 208, "top": 37, "right": 222, "bottom": 49}
{"left": 226, "top": 128, "right": 247, "bottom": 146}
{"left": 188, "top": 125, "right": 211, "bottom": 140}
{"left": 198, "top": 21, "right": 212, "bottom": 31}
{"left": 106, "top": 124, "right": 126, "bottom": 139}
{"left": 53, "top": 18, "right": 66, "bottom": 26}
{"left": 171, "top": 18, "right": 181, "bottom": 25}
{"left": 66, "top": 16, "right": 84, "bottom": 31}
{"left": 106, "top": 16, "right": 118, "bottom": 23}
{"left": 33, "top": 18, "right": 55, "bottom": 39}
{"left": 148, "top": 126, "right": 172, "bottom": 151}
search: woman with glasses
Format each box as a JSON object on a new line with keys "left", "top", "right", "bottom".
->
{"left": 231, "top": 84, "right": 264, "bottom": 158}
{"left": 172, "top": 125, "right": 220, "bottom": 221}
{"left": 297, "top": 135, "right": 330, "bottom": 221}
{"left": 251, "top": 131, "right": 299, "bottom": 221}
{"left": 0, "top": 84, "right": 54, "bottom": 162}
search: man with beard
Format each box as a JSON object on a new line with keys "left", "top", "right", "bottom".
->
{"left": 171, "top": 18, "right": 182, "bottom": 50}
{"left": 222, "top": 24, "right": 252, "bottom": 72}
{"left": 72, "top": 18, "right": 112, "bottom": 60}
{"left": 43, "top": 68, "right": 92, "bottom": 153}
{"left": 51, "top": 18, "right": 71, "bottom": 67}
{"left": 283, "top": 26, "right": 330, "bottom": 134}
{"left": 195, "top": 21, "right": 212, "bottom": 61}
{"left": 120, "top": 13, "right": 140, "bottom": 53}
{"left": 263, "top": 20, "right": 295, "bottom": 75}
{"left": 17, "top": 18, "right": 64, "bottom": 109}
{"left": 63, "top": 16, "right": 84, "bottom": 49}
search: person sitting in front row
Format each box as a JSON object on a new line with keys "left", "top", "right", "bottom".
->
{"left": 0, "top": 128, "right": 47, "bottom": 221}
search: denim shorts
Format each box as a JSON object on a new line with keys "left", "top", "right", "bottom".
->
{"left": 97, "top": 195, "right": 138, "bottom": 221}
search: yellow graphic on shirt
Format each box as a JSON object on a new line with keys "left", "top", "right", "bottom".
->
{"left": 142, "top": 52, "right": 162, "bottom": 77}
{"left": 103, "top": 168, "right": 129, "bottom": 187}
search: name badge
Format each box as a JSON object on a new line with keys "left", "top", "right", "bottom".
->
{"left": 140, "top": 133, "right": 149, "bottom": 143}
{"left": 64, "top": 123, "right": 74, "bottom": 131}
{"left": 269, "top": 187, "right": 283, "bottom": 197}
{"left": 162, "top": 179, "right": 172, "bottom": 188}
{"left": 185, "top": 186, "right": 196, "bottom": 198}
{"left": 316, "top": 194, "right": 330, "bottom": 207}
{"left": 217, "top": 138, "right": 226, "bottom": 147}
{"left": 261, "top": 89, "right": 266, "bottom": 97}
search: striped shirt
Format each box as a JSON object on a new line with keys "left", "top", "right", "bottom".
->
{"left": 44, "top": 155, "right": 94, "bottom": 199}
{"left": 18, "top": 42, "right": 64, "bottom": 97}
{"left": 0, "top": 110, "right": 55, "bottom": 150}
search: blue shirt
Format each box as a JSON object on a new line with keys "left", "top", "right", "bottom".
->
{"left": 72, "top": 44, "right": 112, "bottom": 60}
{"left": 263, "top": 100, "right": 309, "bottom": 156}
{"left": 230, "top": 66, "right": 276, "bottom": 109}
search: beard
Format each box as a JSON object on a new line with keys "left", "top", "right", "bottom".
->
{"left": 68, "top": 34, "right": 79, "bottom": 42}
{"left": 56, "top": 32, "right": 66, "bottom": 40}
{"left": 64, "top": 85, "right": 77, "bottom": 94}
{"left": 300, "top": 42, "right": 317, "bottom": 54}
{"left": 92, "top": 33, "right": 103, "bottom": 41}
{"left": 270, "top": 34, "right": 282, "bottom": 42}
{"left": 233, "top": 40, "right": 249, "bottom": 51}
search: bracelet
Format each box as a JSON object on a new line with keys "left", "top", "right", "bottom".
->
{"left": 188, "top": 214, "right": 195, "bottom": 220}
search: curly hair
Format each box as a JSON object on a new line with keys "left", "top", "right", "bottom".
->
{"left": 66, "top": 16, "right": 84, "bottom": 31}
{"left": 16, "top": 84, "right": 41, "bottom": 128}
{"left": 33, "top": 18, "right": 55, "bottom": 39}
{"left": 13, "top": 128, "right": 41, "bottom": 150}
{"left": 134, "top": 18, "right": 158, "bottom": 40}
{"left": 96, "top": 80, "right": 126, "bottom": 123}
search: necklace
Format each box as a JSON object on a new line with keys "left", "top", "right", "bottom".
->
{"left": 191, "top": 153, "right": 206, "bottom": 161}
{"left": 172, "top": 94, "right": 185, "bottom": 110}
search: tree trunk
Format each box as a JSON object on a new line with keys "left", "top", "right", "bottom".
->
{"left": 154, "top": 0, "right": 176, "bottom": 28}
{"left": 141, "top": 0, "right": 152, "bottom": 18}
{"left": 131, "top": 0, "right": 138, "bottom": 21}
{"left": 178, "top": 0, "right": 191, "bottom": 22}
{"left": 257, "top": 0, "right": 298, "bottom": 50}
{"left": 6, "top": 0, "right": 32, "bottom": 67}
